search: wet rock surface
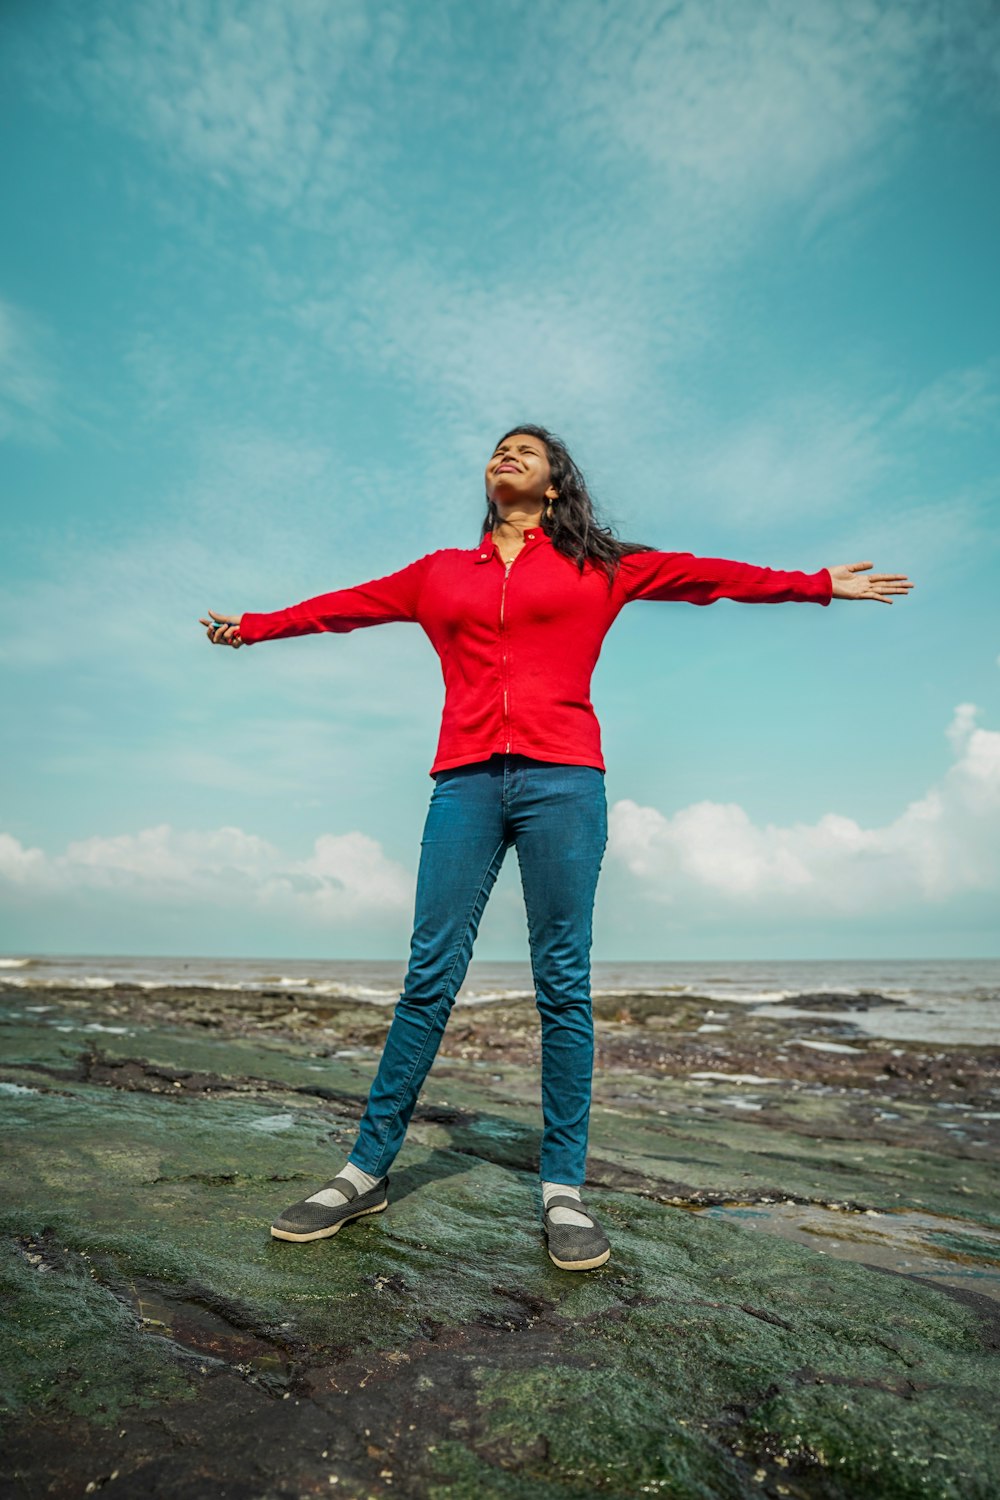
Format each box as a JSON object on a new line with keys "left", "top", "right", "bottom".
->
{"left": 2, "top": 982, "right": 999, "bottom": 1498}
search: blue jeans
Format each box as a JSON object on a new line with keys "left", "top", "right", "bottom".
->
{"left": 347, "top": 753, "right": 608, "bottom": 1185}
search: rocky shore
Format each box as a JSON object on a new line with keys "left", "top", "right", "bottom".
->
{"left": 2, "top": 979, "right": 998, "bottom": 1498}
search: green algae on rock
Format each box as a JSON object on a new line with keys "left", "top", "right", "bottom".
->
{"left": 2, "top": 984, "right": 999, "bottom": 1498}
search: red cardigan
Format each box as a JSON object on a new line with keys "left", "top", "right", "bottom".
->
{"left": 238, "top": 527, "right": 832, "bottom": 776}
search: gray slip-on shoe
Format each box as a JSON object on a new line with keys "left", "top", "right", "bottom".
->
{"left": 542, "top": 1193, "right": 611, "bottom": 1271}
{"left": 270, "top": 1173, "right": 389, "bottom": 1243}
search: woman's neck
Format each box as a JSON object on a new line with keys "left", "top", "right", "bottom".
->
{"left": 492, "top": 512, "right": 541, "bottom": 541}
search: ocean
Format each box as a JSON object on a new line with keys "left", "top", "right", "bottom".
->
{"left": 2, "top": 953, "right": 998, "bottom": 1047}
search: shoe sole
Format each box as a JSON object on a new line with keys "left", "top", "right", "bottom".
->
{"left": 546, "top": 1245, "right": 611, "bottom": 1271}
{"left": 270, "top": 1198, "right": 388, "bottom": 1243}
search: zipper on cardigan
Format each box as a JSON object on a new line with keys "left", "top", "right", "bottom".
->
{"left": 500, "top": 558, "right": 513, "bottom": 753}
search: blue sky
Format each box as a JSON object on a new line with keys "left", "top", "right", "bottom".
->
{"left": 1, "top": 0, "right": 998, "bottom": 962}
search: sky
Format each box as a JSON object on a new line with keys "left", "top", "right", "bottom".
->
{"left": 1, "top": 0, "right": 998, "bottom": 964}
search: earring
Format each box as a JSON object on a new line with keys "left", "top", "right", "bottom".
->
{"left": 545, "top": 500, "right": 554, "bottom": 520}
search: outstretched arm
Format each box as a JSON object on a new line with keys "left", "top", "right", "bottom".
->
{"left": 617, "top": 550, "right": 913, "bottom": 607}
{"left": 826, "top": 560, "right": 914, "bottom": 604}
{"left": 617, "top": 550, "right": 835, "bottom": 606}
{"left": 199, "top": 552, "right": 436, "bottom": 649}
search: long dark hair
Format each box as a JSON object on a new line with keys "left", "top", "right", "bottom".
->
{"left": 481, "top": 423, "right": 655, "bottom": 585}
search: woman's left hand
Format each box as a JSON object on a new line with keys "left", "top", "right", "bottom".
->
{"left": 827, "top": 561, "right": 914, "bottom": 604}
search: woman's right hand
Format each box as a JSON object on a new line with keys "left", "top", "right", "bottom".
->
{"left": 199, "top": 610, "right": 243, "bottom": 647}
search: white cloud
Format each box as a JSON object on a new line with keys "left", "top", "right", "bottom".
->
{"left": 946, "top": 702, "right": 980, "bottom": 755}
{"left": 608, "top": 703, "right": 1000, "bottom": 915}
{"left": 533, "top": 0, "right": 987, "bottom": 257}
{"left": 628, "top": 357, "right": 1000, "bottom": 548}
{"left": 296, "top": 265, "right": 666, "bottom": 441}
{"left": 12, "top": 0, "right": 991, "bottom": 420}
{"left": 4, "top": 710, "right": 999, "bottom": 938}
{"left": 11, "top": 0, "right": 993, "bottom": 520}
{"left": 14, "top": 0, "right": 994, "bottom": 249}
{"left": 669, "top": 388, "right": 895, "bottom": 528}
{"left": 0, "top": 418, "right": 452, "bottom": 811}
{"left": 0, "top": 298, "right": 57, "bottom": 445}
{"left": 0, "top": 821, "right": 413, "bottom": 923}
{"left": 10, "top": 0, "right": 400, "bottom": 221}
{"left": 273, "top": 0, "right": 998, "bottom": 451}
{"left": 898, "top": 360, "right": 1000, "bottom": 433}
{"left": 0, "top": 423, "right": 428, "bottom": 673}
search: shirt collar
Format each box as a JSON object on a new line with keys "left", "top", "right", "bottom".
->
{"left": 474, "top": 526, "right": 551, "bottom": 564}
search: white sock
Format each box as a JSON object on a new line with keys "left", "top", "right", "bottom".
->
{"left": 306, "top": 1160, "right": 384, "bottom": 1208}
{"left": 542, "top": 1180, "right": 593, "bottom": 1227}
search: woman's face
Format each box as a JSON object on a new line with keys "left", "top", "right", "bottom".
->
{"left": 485, "top": 432, "right": 558, "bottom": 513}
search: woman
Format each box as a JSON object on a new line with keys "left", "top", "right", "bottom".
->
{"left": 200, "top": 423, "right": 913, "bottom": 1272}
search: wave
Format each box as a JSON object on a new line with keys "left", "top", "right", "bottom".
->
{"left": 1, "top": 975, "right": 118, "bottom": 990}
{"left": 0, "top": 974, "right": 399, "bottom": 998}
{"left": 1, "top": 972, "right": 994, "bottom": 1016}
{"left": 256, "top": 977, "right": 401, "bottom": 1000}
{"left": 0, "top": 974, "right": 915, "bottom": 1002}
